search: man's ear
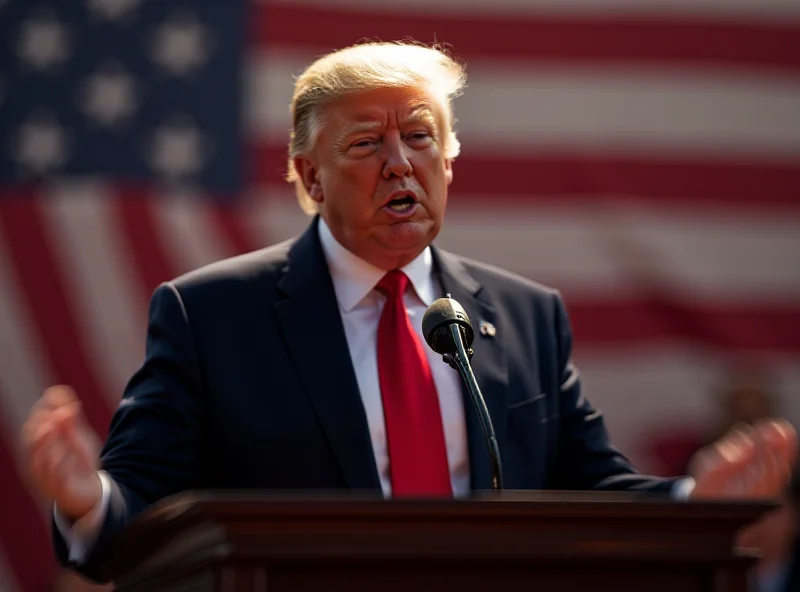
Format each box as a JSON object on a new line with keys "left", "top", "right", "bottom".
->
{"left": 444, "top": 158, "right": 453, "bottom": 186}
{"left": 293, "top": 156, "right": 323, "bottom": 203}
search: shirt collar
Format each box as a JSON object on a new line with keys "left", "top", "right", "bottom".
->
{"left": 317, "top": 217, "right": 437, "bottom": 312}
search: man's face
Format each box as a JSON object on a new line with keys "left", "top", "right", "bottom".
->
{"left": 295, "top": 86, "right": 453, "bottom": 270}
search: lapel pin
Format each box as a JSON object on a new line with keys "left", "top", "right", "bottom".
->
{"left": 479, "top": 320, "right": 496, "bottom": 338}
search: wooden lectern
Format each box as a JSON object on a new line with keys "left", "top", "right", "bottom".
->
{"left": 96, "top": 491, "right": 772, "bottom": 592}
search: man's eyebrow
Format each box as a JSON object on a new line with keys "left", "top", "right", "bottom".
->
{"left": 405, "top": 105, "right": 437, "bottom": 125}
{"left": 341, "top": 121, "right": 384, "bottom": 136}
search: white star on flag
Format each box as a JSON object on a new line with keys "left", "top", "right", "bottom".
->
{"left": 80, "top": 63, "right": 139, "bottom": 129}
{"left": 148, "top": 10, "right": 214, "bottom": 78}
{"left": 15, "top": 9, "right": 72, "bottom": 72}
{"left": 146, "top": 114, "right": 212, "bottom": 180}
{"left": 86, "top": 0, "right": 141, "bottom": 22}
{"left": 12, "top": 109, "right": 70, "bottom": 175}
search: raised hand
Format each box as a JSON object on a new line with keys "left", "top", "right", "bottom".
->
{"left": 689, "top": 419, "right": 797, "bottom": 500}
{"left": 21, "top": 385, "right": 103, "bottom": 521}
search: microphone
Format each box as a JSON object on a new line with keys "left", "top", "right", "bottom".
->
{"left": 422, "top": 296, "right": 504, "bottom": 492}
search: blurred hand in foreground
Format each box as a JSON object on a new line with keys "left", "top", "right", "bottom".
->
{"left": 21, "top": 385, "right": 102, "bottom": 521}
{"left": 689, "top": 419, "right": 797, "bottom": 500}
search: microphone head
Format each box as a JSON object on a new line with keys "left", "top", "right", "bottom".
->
{"left": 422, "top": 297, "right": 474, "bottom": 355}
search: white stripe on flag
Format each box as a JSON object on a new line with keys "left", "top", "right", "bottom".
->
{"left": 41, "top": 181, "right": 147, "bottom": 406}
{"left": 0, "top": 224, "right": 54, "bottom": 438}
{"left": 248, "top": 189, "right": 800, "bottom": 302}
{"left": 152, "top": 191, "right": 238, "bottom": 275}
{"left": 237, "top": 193, "right": 288, "bottom": 252}
{"left": 438, "top": 203, "right": 800, "bottom": 302}
{"left": 248, "top": 51, "right": 800, "bottom": 158}
{"left": 573, "top": 347, "right": 800, "bottom": 472}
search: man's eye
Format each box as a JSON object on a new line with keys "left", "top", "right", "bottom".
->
{"left": 407, "top": 131, "right": 434, "bottom": 144}
{"left": 352, "top": 139, "right": 377, "bottom": 148}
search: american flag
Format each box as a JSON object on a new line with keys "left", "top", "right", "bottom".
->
{"left": 1, "top": 0, "right": 799, "bottom": 589}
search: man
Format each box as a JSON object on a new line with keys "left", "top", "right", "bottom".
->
{"left": 21, "top": 41, "right": 797, "bottom": 583}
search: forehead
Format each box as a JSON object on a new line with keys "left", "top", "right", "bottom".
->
{"left": 324, "top": 87, "right": 444, "bottom": 131}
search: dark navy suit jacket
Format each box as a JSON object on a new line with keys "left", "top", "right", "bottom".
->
{"left": 56, "top": 217, "right": 674, "bottom": 580}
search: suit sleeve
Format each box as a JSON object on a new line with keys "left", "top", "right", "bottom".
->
{"left": 53, "top": 282, "right": 209, "bottom": 582}
{"left": 549, "top": 291, "right": 676, "bottom": 493}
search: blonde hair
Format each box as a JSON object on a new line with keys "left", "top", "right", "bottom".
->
{"left": 285, "top": 41, "right": 467, "bottom": 214}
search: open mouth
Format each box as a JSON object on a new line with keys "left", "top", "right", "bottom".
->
{"left": 385, "top": 194, "right": 416, "bottom": 213}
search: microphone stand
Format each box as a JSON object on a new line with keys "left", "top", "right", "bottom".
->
{"left": 445, "top": 324, "right": 504, "bottom": 493}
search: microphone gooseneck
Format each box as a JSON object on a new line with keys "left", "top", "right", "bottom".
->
{"left": 422, "top": 297, "right": 504, "bottom": 492}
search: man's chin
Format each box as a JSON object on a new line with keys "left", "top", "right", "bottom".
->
{"left": 380, "top": 220, "right": 437, "bottom": 249}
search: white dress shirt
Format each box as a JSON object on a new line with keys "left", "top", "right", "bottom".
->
{"left": 317, "top": 218, "right": 471, "bottom": 497}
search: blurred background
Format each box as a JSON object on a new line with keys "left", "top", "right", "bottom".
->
{"left": 0, "top": 0, "right": 798, "bottom": 590}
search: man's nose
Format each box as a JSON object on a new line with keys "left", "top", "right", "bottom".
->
{"left": 382, "top": 135, "right": 412, "bottom": 178}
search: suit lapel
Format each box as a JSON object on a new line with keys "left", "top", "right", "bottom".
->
{"left": 433, "top": 248, "right": 509, "bottom": 491}
{"left": 274, "top": 219, "right": 381, "bottom": 491}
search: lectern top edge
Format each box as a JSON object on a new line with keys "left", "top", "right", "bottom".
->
{"left": 137, "top": 489, "right": 777, "bottom": 529}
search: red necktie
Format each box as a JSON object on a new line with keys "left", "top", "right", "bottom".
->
{"left": 375, "top": 270, "right": 452, "bottom": 497}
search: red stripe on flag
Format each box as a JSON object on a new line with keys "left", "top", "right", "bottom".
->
{"left": 0, "top": 406, "right": 55, "bottom": 592}
{"left": 0, "top": 193, "right": 112, "bottom": 437}
{"left": 566, "top": 298, "right": 800, "bottom": 352}
{"left": 252, "top": 143, "right": 800, "bottom": 210}
{"left": 114, "top": 189, "right": 180, "bottom": 300}
{"left": 254, "top": 4, "right": 800, "bottom": 72}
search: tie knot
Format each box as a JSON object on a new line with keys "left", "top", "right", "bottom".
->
{"left": 375, "top": 270, "right": 409, "bottom": 299}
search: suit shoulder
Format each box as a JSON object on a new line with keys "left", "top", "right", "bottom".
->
{"left": 454, "top": 254, "right": 561, "bottom": 302}
{"left": 447, "top": 254, "right": 572, "bottom": 346}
